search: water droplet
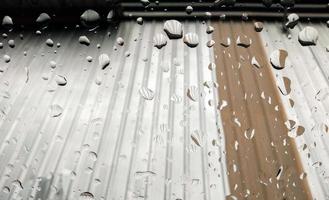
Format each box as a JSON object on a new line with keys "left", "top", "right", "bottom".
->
{"left": 207, "top": 40, "right": 215, "bottom": 48}
{"left": 135, "top": 171, "right": 156, "bottom": 179}
{"left": 285, "top": 13, "right": 299, "bottom": 29}
{"left": 233, "top": 117, "right": 241, "bottom": 127}
{"left": 236, "top": 35, "right": 252, "bottom": 48}
{"left": 99, "top": 54, "right": 110, "bottom": 70}
{"left": 12, "top": 180, "right": 23, "bottom": 190}
{"left": 183, "top": 33, "right": 199, "bottom": 48}
{"left": 50, "top": 104, "right": 63, "bottom": 117}
{"left": 187, "top": 86, "right": 198, "bottom": 101}
{"left": 153, "top": 33, "right": 167, "bottom": 49}
{"left": 79, "top": 36, "right": 90, "bottom": 46}
{"left": 254, "top": 22, "right": 263, "bottom": 32}
{"left": 298, "top": 26, "right": 318, "bottom": 46}
{"left": 36, "top": 13, "right": 51, "bottom": 28}
{"left": 46, "top": 38, "right": 54, "bottom": 47}
{"left": 3, "top": 55, "right": 11, "bottom": 63}
{"left": 80, "top": 9, "right": 100, "bottom": 29}
{"left": 49, "top": 61, "right": 56, "bottom": 69}
{"left": 139, "top": 87, "right": 154, "bottom": 100}
{"left": 241, "top": 12, "right": 248, "bottom": 21}
{"left": 116, "top": 37, "right": 124, "bottom": 46}
{"left": 208, "top": 63, "right": 216, "bottom": 71}
{"left": 251, "top": 56, "right": 261, "bottom": 68}
{"left": 277, "top": 76, "right": 291, "bottom": 96}
{"left": 106, "top": 10, "right": 115, "bottom": 22}
{"left": 185, "top": 6, "right": 193, "bottom": 14}
{"left": 191, "top": 130, "right": 202, "bottom": 147}
{"left": 206, "top": 25, "right": 214, "bottom": 34}
{"left": 315, "top": 88, "right": 329, "bottom": 101}
{"left": 270, "top": 49, "right": 288, "bottom": 70}
{"left": 164, "top": 20, "right": 183, "bottom": 39}
{"left": 276, "top": 165, "right": 283, "bottom": 180}
{"left": 136, "top": 17, "right": 143, "bottom": 25}
{"left": 220, "top": 37, "right": 231, "bottom": 47}
{"left": 218, "top": 100, "right": 228, "bottom": 110}
{"left": 86, "top": 56, "right": 93, "bottom": 62}
{"left": 95, "top": 76, "right": 102, "bottom": 85}
{"left": 47, "top": 82, "right": 58, "bottom": 92}
{"left": 79, "top": 192, "right": 94, "bottom": 200}
{"left": 0, "top": 90, "right": 10, "bottom": 99}
{"left": 88, "top": 151, "right": 98, "bottom": 161}
{"left": 2, "top": 16, "right": 13, "bottom": 30}
{"left": 2, "top": 186, "right": 10, "bottom": 193}
{"left": 8, "top": 39, "right": 15, "bottom": 48}
{"left": 244, "top": 128, "right": 255, "bottom": 140}
{"left": 299, "top": 172, "right": 307, "bottom": 180}
{"left": 55, "top": 75, "right": 67, "bottom": 86}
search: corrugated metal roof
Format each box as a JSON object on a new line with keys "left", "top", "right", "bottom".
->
{"left": 262, "top": 22, "right": 329, "bottom": 200}
{"left": 0, "top": 21, "right": 229, "bottom": 200}
{"left": 2, "top": 18, "right": 329, "bottom": 200}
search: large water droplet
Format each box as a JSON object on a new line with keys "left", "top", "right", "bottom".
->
{"left": 270, "top": 49, "right": 288, "bottom": 70}
{"left": 298, "top": 26, "right": 318, "bottom": 46}
{"left": 2, "top": 16, "right": 13, "bottom": 30}
{"left": 183, "top": 33, "right": 199, "bottom": 48}
{"left": 163, "top": 20, "right": 183, "bottom": 39}
{"left": 46, "top": 38, "right": 54, "bottom": 47}
{"left": 99, "top": 54, "right": 110, "bottom": 70}
{"left": 3, "top": 55, "right": 11, "bottom": 63}
{"left": 80, "top": 9, "right": 100, "bottom": 29}
{"left": 153, "top": 33, "right": 167, "bottom": 49}
{"left": 79, "top": 36, "right": 90, "bottom": 46}
{"left": 55, "top": 75, "right": 67, "bottom": 86}
{"left": 36, "top": 13, "right": 51, "bottom": 29}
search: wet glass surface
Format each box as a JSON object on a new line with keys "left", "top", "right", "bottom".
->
{"left": 1, "top": 1, "right": 329, "bottom": 200}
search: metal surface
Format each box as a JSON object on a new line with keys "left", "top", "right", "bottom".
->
{"left": 262, "top": 22, "right": 329, "bottom": 200}
{"left": 123, "top": 11, "right": 329, "bottom": 19}
{"left": 1, "top": 1, "right": 329, "bottom": 23}
{"left": 1, "top": 18, "right": 329, "bottom": 200}
{"left": 0, "top": 21, "right": 229, "bottom": 200}
{"left": 121, "top": 2, "right": 329, "bottom": 19}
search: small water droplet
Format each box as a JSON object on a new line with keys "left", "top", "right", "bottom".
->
{"left": 49, "top": 104, "right": 63, "bottom": 117}
{"left": 139, "top": 87, "right": 154, "bottom": 100}
{"left": 79, "top": 36, "right": 90, "bottom": 46}
{"left": 79, "top": 192, "right": 94, "bottom": 200}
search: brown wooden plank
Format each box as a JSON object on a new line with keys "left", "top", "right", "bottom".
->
{"left": 212, "top": 21, "right": 312, "bottom": 200}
